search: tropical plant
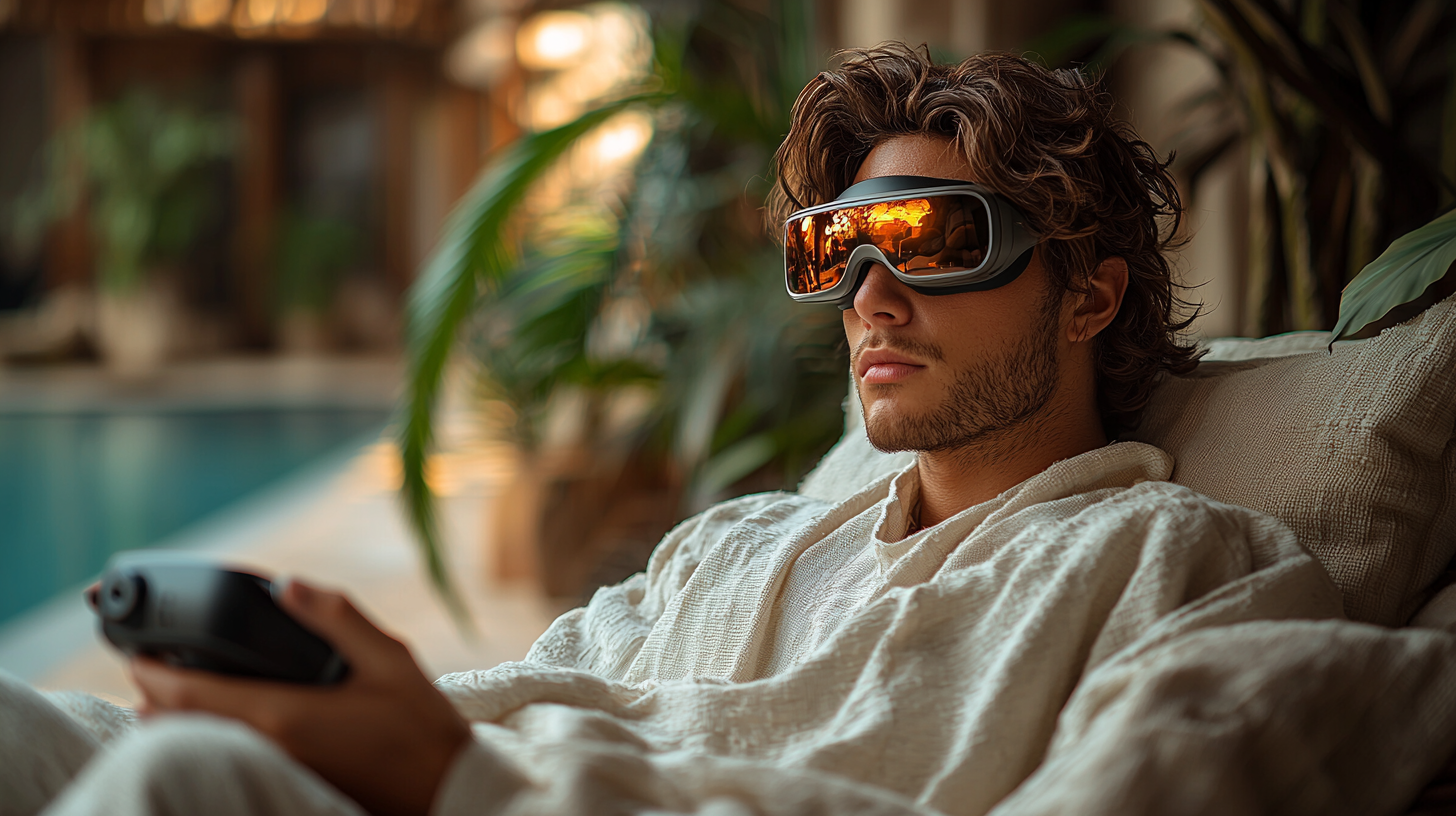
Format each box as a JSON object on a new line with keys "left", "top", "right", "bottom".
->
{"left": 1033, "top": 0, "right": 1456, "bottom": 337}
{"left": 9, "top": 88, "right": 235, "bottom": 292}
{"left": 400, "top": 0, "right": 846, "bottom": 612}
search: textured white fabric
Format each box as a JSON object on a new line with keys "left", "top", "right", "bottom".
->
{"left": 0, "top": 672, "right": 364, "bottom": 816}
{"left": 0, "top": 672, "right": 101, "bottom": 816}
{"left": 434, "top": 441, "right": 1456, "bottom": 816}
{"left": 41, "top": 690, "right": 135, "bottom": 745}
{"left": 42, "top": 716, "right": 366, "bottom": 816}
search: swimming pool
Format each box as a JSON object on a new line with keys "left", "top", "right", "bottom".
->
{"left": 0, "top": 407, "right": 391, "bottom": 628}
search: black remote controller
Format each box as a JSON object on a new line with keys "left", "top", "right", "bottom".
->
{"left": 91, "top": 552, "right": 349, "bottom": 685}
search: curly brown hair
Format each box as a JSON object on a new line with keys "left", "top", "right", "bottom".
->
{"left": 768, "top": 43, "right": 1204, "bottom": 437}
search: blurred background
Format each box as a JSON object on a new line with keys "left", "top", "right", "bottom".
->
{"left": 1, "top": 0, "right": 1452, "bottom": 700}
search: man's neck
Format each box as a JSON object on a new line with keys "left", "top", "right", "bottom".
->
{"left": 913, "top": 404, "right": 1108, "bottom": 528}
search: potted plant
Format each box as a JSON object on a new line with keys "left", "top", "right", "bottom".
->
{"left": 11, "top": 87, "right": 234, "bottom": 376}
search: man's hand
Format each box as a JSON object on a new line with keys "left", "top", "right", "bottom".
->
{"left": 129, "top": 580, "right": 472, "bottom": 816}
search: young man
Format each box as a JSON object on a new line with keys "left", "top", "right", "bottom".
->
{"left": 7, "top": 46, "right": 1456, "bottom": 816}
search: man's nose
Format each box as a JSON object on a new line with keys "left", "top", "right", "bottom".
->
{"left": 850, "top": 262, "right": 913, "bottom": 328}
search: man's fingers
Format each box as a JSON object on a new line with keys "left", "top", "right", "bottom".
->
{"left": 129, "top": 657, "right": 323, "bottom": 739}
{"left": 130, "top": 656, "right": 276, "bottom": 718}
{"left": 275, "top": 580, "right": 409, "bottom": 673}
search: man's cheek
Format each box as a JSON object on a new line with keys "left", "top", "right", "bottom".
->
{"left": 842, "top": 313, "right": 865, "bottom": 350}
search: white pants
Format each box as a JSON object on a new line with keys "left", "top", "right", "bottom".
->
{"left": 0, "top": 672, "right": 364, "bottom": 816}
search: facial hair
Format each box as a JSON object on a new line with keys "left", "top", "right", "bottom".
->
{"left": 854, "top": 293, "right": 1063, "bottom": 455}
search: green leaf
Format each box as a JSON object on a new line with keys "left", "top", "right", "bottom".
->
{"left": 398, "top": 92, "right": 666, "bottom": 627}
{"left": 1329, "top": 208, "right": 1456, "bottom": 342}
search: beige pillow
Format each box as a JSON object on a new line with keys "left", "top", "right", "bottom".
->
{"left": 800, "top": 294, "right": 1456, "bottom": 626}
{"left": 1127, "top": 293, "right": 1456, "bottom": 626}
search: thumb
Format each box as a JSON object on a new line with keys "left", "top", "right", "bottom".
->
{"left": 275, "top": 579, "right": 406, "bottom": 673}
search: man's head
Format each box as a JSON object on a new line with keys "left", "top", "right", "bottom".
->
{"left": 770, "top": 45, "right": 1202, "bottom": 452}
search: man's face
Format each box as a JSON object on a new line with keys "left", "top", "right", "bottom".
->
{"left": 843, "top": 134, "right": 1067, "bottom": 455}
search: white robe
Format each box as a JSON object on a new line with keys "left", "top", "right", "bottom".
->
{"left": 431, "top": 442, "right": 1456, "bottom": 816}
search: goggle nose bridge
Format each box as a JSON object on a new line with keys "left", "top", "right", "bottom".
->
{"left": 834, "top": 244, "right": 903, "bottom": 310}
{"left": 833, "top": 242, "right": 1036, "bottom": 310}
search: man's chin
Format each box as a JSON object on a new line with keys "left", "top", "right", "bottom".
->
{"left": 864, "top": 434, "right": 918, "bottom": 455}
{"left": 861, "top": 395, "right": 1001, "bottom": 454}
{"left": 861, "top": 404, "right": 932, "bottom": 454}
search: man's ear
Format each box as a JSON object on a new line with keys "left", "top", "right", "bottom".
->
{"left": 1069, "top": 256, "right": 1128, "bottom": 343}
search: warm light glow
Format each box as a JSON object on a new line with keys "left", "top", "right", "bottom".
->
{"left": 590, "top": 112, "right": 653, "bottom": 164}
{"left": 281, "top": 0, "right": 328, "bottom": 26}
{"left": 813, "top": 198, "right": 933, "bottom": 243}
{"left": 507, "top": 4, "right": 654, "bottom": 231}
{"left": 149, "top": 0, "right": 408, "bottom": 31}
{"left": 182, "top": 0, "right": 232, "bottom": 27}
{"left": 445, "top": 18, "right": 515, "bottom": 88}
{"left": 242, "top": 0, "right": 279, "bottom": 26}
{"left": 514, "top": 4, "right": 651, "bottom": 129}
{"left": 865, "top": 199, "right": 932, "bottom": 229}
{"left": 324, "top": 0, "right": 393, "bottom": 27}
{"left": 527, "top": 94, "right": 577, "bottom": 130}
{"left": 348, "top": 442, "right": 515, "bottom": 497}
{"left": 516, "top": 11, "right": 591, "bottom": 70}
{"left": 826, "top": 209, "right": 851, "bottom": 238}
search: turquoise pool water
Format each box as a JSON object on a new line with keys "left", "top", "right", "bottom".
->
{"left": 0, "top": 407, "right": 390, "bottom": 629}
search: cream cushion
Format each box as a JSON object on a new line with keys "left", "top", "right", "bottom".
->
{"left": 798, "top": 293, "right": 1456, "bottom": 626}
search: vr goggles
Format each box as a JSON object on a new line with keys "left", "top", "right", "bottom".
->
{"left": 783, "top": 175, "right": 1041, "bottom": 309}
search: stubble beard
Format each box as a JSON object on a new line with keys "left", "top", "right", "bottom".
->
{"left": 855, "top": 295, "right": 1063, "bottom": 457}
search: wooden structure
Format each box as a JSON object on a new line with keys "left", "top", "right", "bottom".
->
{"left": 0, "top": 0, "right": 518, "bottom": 348}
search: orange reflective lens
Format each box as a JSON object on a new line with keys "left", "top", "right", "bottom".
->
{"left": 784, "top": 195, "right": 992, "bottom": 296}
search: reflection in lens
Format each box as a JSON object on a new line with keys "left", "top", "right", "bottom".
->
{"left": 785, "top": 212, "right": 850, "bottom": 294}
{"left": 784, "top": 194, "right": 993, "bottom": 295}
{"left": 847, "top": 195, "right": 991, "bottom": 276}
{"left": 885, "top": 196, "right": 989, "bottom": 275}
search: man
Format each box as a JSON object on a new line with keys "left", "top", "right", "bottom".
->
{"left": 6, "top": 45, "right": 1456, "bottom": 816}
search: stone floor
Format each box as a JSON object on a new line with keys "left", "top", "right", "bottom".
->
{"left": 0, "top": 356, "right": 570, "bottom": 708}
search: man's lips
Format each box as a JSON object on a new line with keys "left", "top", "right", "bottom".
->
{"left": 856, "top": 349, "right": 926, "bottom": 384}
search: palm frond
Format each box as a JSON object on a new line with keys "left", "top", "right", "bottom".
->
{"left": 398, "top": 93, "right": 665, "bottom": 625}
